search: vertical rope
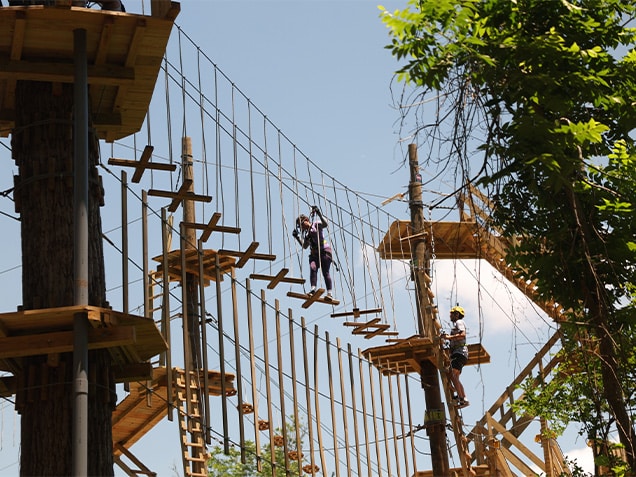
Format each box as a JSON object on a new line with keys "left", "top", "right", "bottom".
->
{"left": 248, "top": 101, "right": 256, "bottom": 243}
{"left": 231, "top": 85, "right": 241, "bottom": 252}
{"left": 196, "top": 47, "right": 210, "bottom": 220}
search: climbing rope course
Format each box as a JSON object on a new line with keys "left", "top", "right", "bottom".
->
{"left": 0, "top": 4, "right": 576, "bottom": 477}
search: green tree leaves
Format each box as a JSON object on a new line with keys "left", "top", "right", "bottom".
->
{"left": 382, "top": 0, "right": 636, "bottom": 471}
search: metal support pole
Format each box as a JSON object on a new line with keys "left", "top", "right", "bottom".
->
{"left": 408, "top": 143, "right": 449, "bottom": 475}
{"left": 72, "top": 27, "right": 89, "bottom": 477}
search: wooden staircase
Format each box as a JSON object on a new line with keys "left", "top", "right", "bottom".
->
{"left": 112, "top": 366, "right": 235, "bottom": 477}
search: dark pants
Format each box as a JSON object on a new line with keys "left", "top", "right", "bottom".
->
{"left": 309, "top": 251, "right": 332, "bottom": 291}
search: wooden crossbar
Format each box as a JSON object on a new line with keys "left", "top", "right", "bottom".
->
{"left": 286, "top": 289, "right": 340, "bottom": 308}
{"left": 249, "top": 268, "right": 305, "bottom": 289}
{"left": 331, "top": 307, "right": 382, "bottom": 319}
{"left": 218, "top": 242, "right": 275, "bottom": 268}
{"left": 107, "top": 145, "right": 177, "bottom": 183}
{"left": 343, "top": 317, "right": 399, "bottom": 339}
{"left": 181, "top": 212, "right": 241, "bottom": 243}
{"left": 148, "top": 179, "right": 212, "bottom": 212}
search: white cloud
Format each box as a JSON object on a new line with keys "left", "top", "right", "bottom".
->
{"left": 565, "top": 445, "right": 595, "bottom": 475}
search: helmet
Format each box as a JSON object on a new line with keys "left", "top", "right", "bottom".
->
{"left": 450, "top": 306, "right": 465, "bottom": 317}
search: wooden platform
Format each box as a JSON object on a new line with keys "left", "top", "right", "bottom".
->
{"left": 362, "top": 335, "right": 490, "bottom": 375}
{"left": 377, "top": 220, "right": 488, "bottom": 260}
{"left": 0, "top": 305, "right": 167, "bottom": 373}
{"left": 152, "top": 248, "right": 237, "bottom": 284}
{"left": 0, "top": 1, "right": 180, "bottom": 142}
{"left": 112, "top": 366, "right": 236, "bottom": 455}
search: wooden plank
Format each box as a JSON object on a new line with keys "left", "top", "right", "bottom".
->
{"left": 331, "top": 307, "right": 382, "bottom": 319}
{"left": 487, "top": 414, "right": 546, "bottom": 471}
{"left": 218, "top": 242, "right": 276, "bottom": 268}
{"left": 111, "top": 362, "right": 154, "bottom": 383}
{"left": 0, "top": 58, "right": 135, "bottom": 85}
{"left": 287, "top": 289, "right": 326, "bottom": 309}
{"left": 249, "top": 268, "right": 305, "bottom": 289}
{"left": 0, "top": 326, "right": 135, "bottom": 359}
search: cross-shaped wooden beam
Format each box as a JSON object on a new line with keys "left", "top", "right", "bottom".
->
{"left": 181, "top": 212, "right": 241, "bottom": 243}
{"left": 249, "top": 268, "right": 305, "bottom": 290}
{"left": 218, "top": 242, "right": 275, "bottom": 269}
{"left": 344, "top": 318, "right": 399, "bottom": 339}
{"left": 287, "top": 289, "right": 333, "bottom": 309}
{"left": 148, "top": 179, "right": 213, "bottom": 212}
{"left": 108, "top": 145, "right": 177, "bottom": 183}
{"left": 331, "top": 307, "right": 383, "bottom": 319}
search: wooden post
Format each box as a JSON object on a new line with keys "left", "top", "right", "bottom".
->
{"left": 408, "top": 143, "right": 450, "bottom": 475}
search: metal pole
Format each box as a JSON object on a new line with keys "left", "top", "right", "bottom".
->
{"left": 121, "top": 170, "right": 129, "bottom": 313}
{"left": 408, "top": 143, "right": 449, "bottom": 475}
{"left": 72, "top": 27, "right": 89, "bottom": 477}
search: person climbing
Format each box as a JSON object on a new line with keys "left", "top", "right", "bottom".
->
{"left": 292, "top": 206, "right": 334, "bottom": 301}
{"left": 443, "top": 305, "right": 469, "bottom": 408}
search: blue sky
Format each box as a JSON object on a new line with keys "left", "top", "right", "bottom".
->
{"left": 0, "top": 1, "right": 596, "bottom": 475}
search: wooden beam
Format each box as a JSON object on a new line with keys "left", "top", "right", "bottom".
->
{"left": 181, "top": 212, "right": 241, "bottom": 243}
{"left": 218, "top": 242, "right": 276, "bottom": 268}
{"left": 93, "top": 16, "right": 115, "bottom": 66}
{"left": 331, "top": 307, "right": 382, "bottom": 319}
{"left": 486, "top": 414, "right": 546, "bottom": 471}
{"left": 0, "top": 58, "right": 135, "bottom": 85}
{"left": 0, "top": 326, "right": 136, "bottom": 359}
{"left": 249, "top": 268, "right": 305, "bottom": 289}
{"left": 108, "top": 146, "right": 177, "bottom": 183}
{"left": 147, "top": 179, "right": 212, "bottom": 212}
{"left": 112, "top": 362, "right": 154, "bottom": 383}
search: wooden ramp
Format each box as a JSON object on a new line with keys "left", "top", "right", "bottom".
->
{"left": 112, "top": 366, "right": 235, "bottom": 471}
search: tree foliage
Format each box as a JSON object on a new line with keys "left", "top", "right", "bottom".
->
{"left": 381, "top": 0, "right": 636, "bottom": 473}
{"left": 207, "top": 420, "right": 306, "bottom": 477}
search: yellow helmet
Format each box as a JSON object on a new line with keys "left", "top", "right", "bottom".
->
{"left": 450, "top": 306, "right": 465, "bottom": 317}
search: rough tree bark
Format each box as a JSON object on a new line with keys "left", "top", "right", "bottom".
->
{"left": 12, "top": 81, "right": 115, "bottom": 476}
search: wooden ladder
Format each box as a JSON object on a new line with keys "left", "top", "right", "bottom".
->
{"left": 175, "top": 369, "right": 208, "bottom": 477}
{"left": 438, "top": 347, "right": 474, "bottom": 477}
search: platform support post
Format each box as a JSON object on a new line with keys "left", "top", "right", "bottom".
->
{"left": 408, "top": 143, "right": 450, "bottom": 475}
{"left": 72, "top": 27, "right": 89, "bottom": 477}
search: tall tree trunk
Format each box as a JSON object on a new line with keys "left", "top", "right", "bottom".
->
{"left": 12, "top": 81, "right": 115, "bottom": 476}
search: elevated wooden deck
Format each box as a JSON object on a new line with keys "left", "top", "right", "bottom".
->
{"left": 112, "top": 366, "right": 236, "bottom": 455}
{"left": 377, "top": 219, "right": 501, "bottom": 261}
{"left": 377, "top": 218, "right": 563, "bottom": 320}
{"left": 0, "top": 305, "right": 167, "bottom": 374}
{"left": 152, "top": 248, "right": 237, "bottom": 285}
{"left": 363, "top": 335, "right": 490, "bottom": 376}
{"left": 0, "top": 1, "right": 180, "bottom": 141}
